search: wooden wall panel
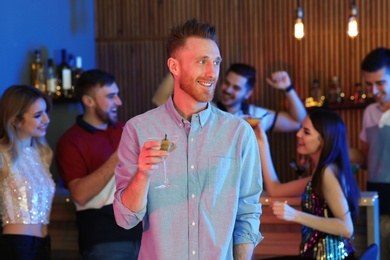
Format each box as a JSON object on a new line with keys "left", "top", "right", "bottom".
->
{"left": 95, "top": 0, "right": 390, "bottom": 189}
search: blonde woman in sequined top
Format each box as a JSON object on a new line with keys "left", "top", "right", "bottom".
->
{"left": 255, "top": 109, "right": 361, "bottom": 260}
{"left": 0, "top": 85, "right": 55, "bottom": 260}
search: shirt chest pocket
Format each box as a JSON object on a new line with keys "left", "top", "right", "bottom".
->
{"left": 208, "top": 156, "right": 238, "bottom": 199}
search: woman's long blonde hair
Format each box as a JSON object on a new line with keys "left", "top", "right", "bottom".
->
{"left": 0, "top": 85, "right": 53, "bottom": 174}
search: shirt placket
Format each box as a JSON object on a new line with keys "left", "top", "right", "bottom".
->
{"left": 188, "top": 116, "right": 200, "bottom": 259}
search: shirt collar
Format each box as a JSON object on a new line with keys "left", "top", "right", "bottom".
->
{"left": 76, "top": 115, "right": 117, "bottom": 133}
{"left": 76, "top": 115, "right": 97, "bottom": 133}
{"left": 196, "top": 103, "right": 212, "bottom": 128}
{"left": 165, "top": 96, "right": 212, "bottom": 129}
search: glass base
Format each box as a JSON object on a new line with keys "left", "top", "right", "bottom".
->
{"left": 155, "top": 183, "right": 178, "bottom": 189}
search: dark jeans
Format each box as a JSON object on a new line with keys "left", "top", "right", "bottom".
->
{"left": 81, "top": 240, "right": 141, "bottom": 260}
{"left": 0, "top": 234, "right": 51, "bottom": 260}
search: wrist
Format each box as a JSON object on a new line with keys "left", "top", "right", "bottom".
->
{"left": 137, "top": 167, "right": 153, "bottom": 178}
{"left": 284, "top": 85, "right": 294, "bottom": 93}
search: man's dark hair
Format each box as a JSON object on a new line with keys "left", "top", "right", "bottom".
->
{"left": 361, "top": 47, "right": 390, "bottom": 72}
{"left": 75, "top": 69, "right": 115, "bottom": 101}
{"left": 226, "top": 63, "right": 257, "bottom": 90}
{"left": 166, "top": 18, "right": 218, "bottom": 58}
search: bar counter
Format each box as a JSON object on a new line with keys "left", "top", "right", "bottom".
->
{"left": 254, "top": 191, "right": 379, "bottom": 260}
{"left": 49, "top": 188, "right": 379, "bottom": 260}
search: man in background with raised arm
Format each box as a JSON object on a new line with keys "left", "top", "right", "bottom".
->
{"left": 216, "top": 63, "right": 306, "bottom": 132}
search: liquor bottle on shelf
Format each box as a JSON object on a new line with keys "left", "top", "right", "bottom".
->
{"left": 305, "top": 80, "right": 324, "bottom": 107}
{"left": 71, "top": 56, "right": 83, "bottom": 97}
{"left": 57, "top": 49, "right": 72, "bottom": 99}
{"left": 312, "top": 80, "right": 322, "bottom": 104}
{"left": 328, "top": 76, "right": 343, "bottom": 104}
{"left": 46, "top": 58, "right": 59, "bottom": 99}
{"left": 31, "top": 50, "right": 46, "bottom": 92}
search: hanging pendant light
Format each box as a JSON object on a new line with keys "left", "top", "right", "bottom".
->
{"left": 294, "top": 0, "right": 304, "bottom": 40}
{"left": 347, "top": 0, "right": 358, "bottom": 38}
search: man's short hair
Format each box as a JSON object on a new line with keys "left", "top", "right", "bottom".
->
{"left": 361, "top": 47, "right": 390, "bottom": 73}
{"left": 225, "top": 63, "right": 257, "bottom": 90}
{"left": 75, "top": 69, "right": 115, "bottom": 100}
{"left": 166, "top": 18, "right": 218, "bottom": 58}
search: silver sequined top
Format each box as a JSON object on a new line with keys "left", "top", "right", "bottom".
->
{"left": 0, "top": 147, "right": 55, "bottom": 225}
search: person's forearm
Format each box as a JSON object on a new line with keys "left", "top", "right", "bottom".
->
{"left": 257, "top": 139, "right": 283, "bottom": 196}
{"left": 68, "top": 154, "right": 118, "bottom": 206}
{"left": 294, "top": 210, "right": 354, "bottom": 238}
{"left": 233, "top": 243, "right": 254, "bottom": 260}
{"left": 121, "top": 170, "right": 151, "bottom": 212}
{"left": 285, "top": 90, "right": 307, "bottom": 123}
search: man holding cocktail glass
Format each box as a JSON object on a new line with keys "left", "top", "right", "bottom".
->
{"left": 113, "top": 19, "right": 263, "bottom": 259}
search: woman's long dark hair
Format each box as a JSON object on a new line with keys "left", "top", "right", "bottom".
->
{"left": 309, "top": 109, "right": 360, "bottom": 221}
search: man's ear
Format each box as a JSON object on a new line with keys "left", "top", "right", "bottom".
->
{"left": 245, "top": 89, "right": 253, "bottom": 99}
{"left": 82, "top": 95, "right": 95, "bottom": 108}
{"left": 167, "top": 57, "right": 179, "bottom": 76}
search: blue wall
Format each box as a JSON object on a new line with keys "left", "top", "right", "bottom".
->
{"left": 0, "top": 0, "right": 95, "bottom": 183}
{"left": 0, "top": 0, "right": 95, "bottom": 95}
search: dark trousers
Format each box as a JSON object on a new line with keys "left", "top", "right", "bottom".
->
{"left": 0, "top": 234, "right": 51, "bottom": 260}
{"left": 263, "top": 254, "right": 355, "bottom": 260}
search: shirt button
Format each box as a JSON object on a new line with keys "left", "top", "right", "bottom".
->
{"left": 192, "top": 250, "right": 196, "bottom": 255}
{"left": 191, "top": 165, "right": 194, "bottom": 169}
{"left": 192, "top": 221, "right": 195, "bottom": 226}
{"left": 191, "top": 194, "right": 195, "bottom": 198}
{"left": 191, "top": 138, "right": 194, "bottom": 142}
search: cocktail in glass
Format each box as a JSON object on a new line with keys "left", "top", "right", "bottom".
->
{"left": 240, "top": 113, "right": 269, "bottom": 129}
{"left": 148, "top": 134, "right": 179, "bottom": 189}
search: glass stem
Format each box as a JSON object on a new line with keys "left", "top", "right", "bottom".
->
{"left": 162, "top": 158, "right": 169, "bottom": 185}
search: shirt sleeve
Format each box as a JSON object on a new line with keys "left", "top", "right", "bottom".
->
{"left": 56, "top": 135, "right": 88, "bottom": 186}
{"left": 113, "top": 120, "right": 146, "bottom": 229}
{"left": 233, "top": 127, "right": 264, "bottom": 246}
{"left": 113, "top": 190, "right": 146, "bottom": 229}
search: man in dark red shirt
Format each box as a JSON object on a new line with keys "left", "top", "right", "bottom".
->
{"left": 56, "top": 69, "right": 142, "bottom": 260}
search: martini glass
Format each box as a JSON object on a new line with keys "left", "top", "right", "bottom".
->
{"left": 241, "top": 113, "right": 269, "bottom": 129}
{"left": 148, "top": 135, "right": 179, "bottom": 189}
